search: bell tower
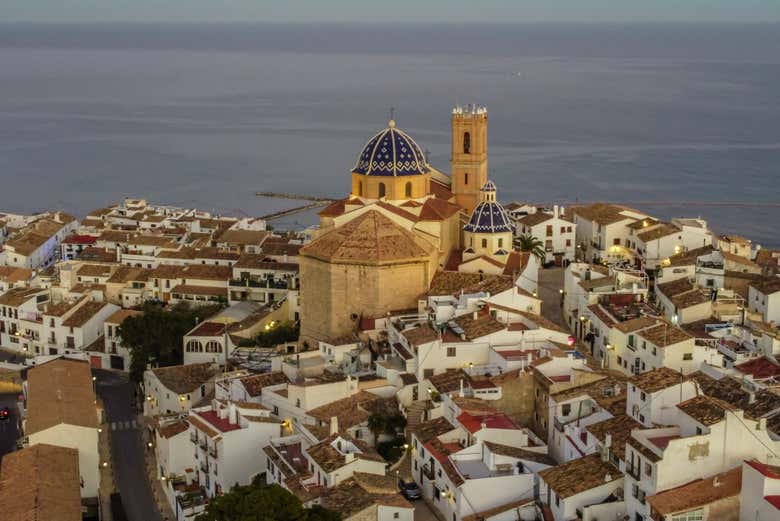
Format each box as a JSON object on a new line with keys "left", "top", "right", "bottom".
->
{"left": 451, "top": 104, "right": 488, "bottom": 214}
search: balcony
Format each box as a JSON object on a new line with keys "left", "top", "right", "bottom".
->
{"left": 200, "top": 460, "right": 209, "bottom": 473}
{"left": 422, "top": 464, "right": 435, "bottom": 480}
{"left": 626, "top": 463, "right": 640, "bottom": 480}
{"left": 208, "top": 446, "right": 217, "bottom": 458}
{"left": 190, "top": 433, "right": 198, "bottom": 444}
{"left": 229, "top": 278, "right": 289, "bottom": 290}
{"left": 199, "top": 439, "right": 208, "bottom": 450}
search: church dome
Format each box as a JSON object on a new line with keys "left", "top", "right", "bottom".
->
{"left": 463, "top": 180, "right": 514, "bottom": 233}
{"left": 352, "top": 120, "right": 430, "bottom": 177}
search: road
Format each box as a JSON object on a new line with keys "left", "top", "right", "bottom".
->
{"left": 538, "top": 266, "right": 566, "bottom": 329}
{"left": 0, "top": 393, "right": 20, "bottom": 464}
{"left": 95, "top": 369, "right": 163, "bottom": 521}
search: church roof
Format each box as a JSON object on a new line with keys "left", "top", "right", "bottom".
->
{"left": 352, "top": 120, "right": 430, "bottom": 177}
{"left": 301, "top": 210, "right": 433, "bottom": 264}
{"left": 464, "top": 180, "right": 514, "bottom": 234}
{"left": 464, "top": 200, "right": 514, "bottom": 234}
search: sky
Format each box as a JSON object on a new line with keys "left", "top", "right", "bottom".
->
{"left": 3, "top": 0, "right": 780, "bottom": 24}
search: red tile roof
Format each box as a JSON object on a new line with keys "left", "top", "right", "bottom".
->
{"left": 735, "top": 357, "right": 780, "bottom": 380}
{"left": 456, "top": 410, "right": 518, "bottom": 433}
{"left": 195, "top": 410, "right": 242, "bottom": 433}
{"left": 746, "top": 459, "right": 780, "bottom": 479}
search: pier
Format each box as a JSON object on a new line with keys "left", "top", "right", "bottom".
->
{"left": 256, "top": 191, "right": 335, "bottom": 220}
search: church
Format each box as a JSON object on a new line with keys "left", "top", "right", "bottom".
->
{"left": 299, "top": 105, "right": 528, "bottom": 344}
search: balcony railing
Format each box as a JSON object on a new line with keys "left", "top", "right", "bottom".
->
{"left": 422, "top": 464, "right": 435, "bottom": 480}
{"left": 200, "top": 460, "right": 209, "bottom": 473}
{"left": 190, "top": 433, "right": 198, "bottom": 444}
{"left": 208, "top": 446, "right": 217, "bottom": 458}
{"left": 229, "top": 278, "right": 289, "bottom": 290}
{"left": 626, "top": 463, "right": 640, "bottom": 480}
{"left": 199, "top": 439, "right": 208, "bottom": 450}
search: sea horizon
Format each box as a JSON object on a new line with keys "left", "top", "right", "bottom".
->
{"left": 1, "top": 21, "right": 779, "bottom": 246}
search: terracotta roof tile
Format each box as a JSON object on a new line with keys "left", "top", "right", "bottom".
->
{"left": 26, "top": 358, "right": 98, "bottom": 434}
{"left": 0, "top": 444, "right": 82, "bottom": 521}
{"left": 647, "top": 466, "right": 741, "bottom": 516}
{"left": 539, "top": 454, "right": 621, "bottom": 499}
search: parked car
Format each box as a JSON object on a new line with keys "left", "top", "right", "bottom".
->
{"left": 0, "top": 406, "right": 10, "bottom": 422}
{"left": 398, "top": 479, "right": 422, "bottom": 500}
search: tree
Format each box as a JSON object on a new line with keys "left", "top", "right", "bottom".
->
{"left": 119, "top": 302, "right": 222, "bottom": 382}
{"left": 254, "top": 321, "right": 299, "bottom": 348}
{"left": 195, "top": 483, "right": 340, "bottom": 521}
{"left": 514, "top": 234, "right": 546, "bottom": 263}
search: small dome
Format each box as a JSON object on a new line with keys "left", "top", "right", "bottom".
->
{"left": 464, "top": 183, "right": 514, "bottom": 234}
{"left": 481, "top": 179, "right": 498, "bottom": 192}
{"left": 353, "top": 121, "right": 430, "bottom": 177}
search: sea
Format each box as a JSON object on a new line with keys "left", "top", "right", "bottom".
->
{"left": 0, "top": 22, "right": 779, "bottom": 246}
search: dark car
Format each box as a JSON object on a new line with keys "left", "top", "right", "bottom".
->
{"left": 398, "top": 479, "right": 422, "bottom": 500}
{"left": 0, "top": 406, "right": 10, "bottom": 421}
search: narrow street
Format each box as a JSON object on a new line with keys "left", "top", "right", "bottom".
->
{"left": 538, "top": 266, "right": 567, "bottom": 329}
{"left": 95, "top": 369, "right": 164, "bottom": 521}
{"left": 0, "top": 393, "right": 20, "bottom": 465}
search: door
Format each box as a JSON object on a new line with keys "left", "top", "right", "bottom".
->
{"left": 90, "top": 355, "right": 103, "bottom": 369}
{"left": 412, "top": 385, "right": 418, "bottom": 401}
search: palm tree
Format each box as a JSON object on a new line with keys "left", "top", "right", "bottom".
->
{"left": 514, "top": 234, "right": 546, "bottom": 263}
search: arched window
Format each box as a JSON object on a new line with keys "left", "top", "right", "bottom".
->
{"left": 481, "top": 238, "right": 488, "bottom": 248}
{"left": 378, "top": 182, "right": 386, "bottom": 198}
{"left": 405, "top": 181, "right": 412, "bottom": 198}
{"left": 358, "top": 181, "right": 363, "bottom": 197}
{"left": 205, "top": 341, "right": 221, "bottom": 353}
{"left": 463, "top": 132, "right": 471, "bottom": 154}
{"left": 186, "top": 340, "right": 203, "bottom": 353}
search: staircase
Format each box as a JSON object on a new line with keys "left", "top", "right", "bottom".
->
{"left": 405, "top": 400, "right": 431, "bottom": 435}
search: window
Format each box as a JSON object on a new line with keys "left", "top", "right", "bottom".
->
{"left": 405, "top": 181, "right": 412, "bottom": 198}
{"left": 561, "top": 403, "right": 571, "bottom": 416}
{"left": 683, "top": 353, "right": 693, "bottom": 361}
{"left": 545, "top": 239, "right": 552, "bottom": 251}
{"left": 613, "top": 238, "right": 621, "bottom": 246}
{"left": 498, "top": 238, "right": 503, "bottom": 249}
{"left": 186, "top": 340, "right": 203, "bottom": 352}
{"left": 644, "top": 462, "right": 652, "bottom": 476}
{"left": 546, "top": 225, "right": 553, "bottom": 237}
{"left": 670, "top": 510, "right": 703, "bottom": 521}
{"left": 394, "top": 514, "right": 399, "bottom": 520}
{"left": 560, "top": 226, "right": 566, "bottom": 234}
{"left": 378, "top": 182, "right": 386, "bottom": 198}
{"left": 464, "top": 173, "right": 469, "bottom": 185}
{"left": 463, "top": 132, "right": 471, "bottom": 154}
{"left": 205, "top": 341, "right": 221, "bottom": 353}
{"left": 566, "top": 239, "right": 571, "bottom": 247}
{"left": 640, "top": 392, "right": 646, "bottom": 401}
{"left": 481, "top": 239, "right": 487, "bottom": 248}
{"left": 446, "top": 347, "right": 456, "bottom": 357}
{"left": 358, "top": 181, "right": 363, "bottom": 197}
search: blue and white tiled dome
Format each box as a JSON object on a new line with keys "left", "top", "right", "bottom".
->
{"left": 352, "top": 120, "right": 430, "bottom": 177}
{"left": 463, "top": 180, "right": 514, "bottom": 233}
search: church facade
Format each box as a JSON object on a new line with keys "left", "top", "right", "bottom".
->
{"left": 299, "top": 105, "right": 526, "bottom": 345}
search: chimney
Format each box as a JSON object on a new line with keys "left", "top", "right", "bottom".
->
{"left": 604, "top": 473, "right": 612, "bottom": 483}
{"left": 473, "top": 311, "right": 478, "bottom": 320}
{"left": 330, "top": 416, "right": 339, "bottom": 436}
{"left": 480, "top": 422, "right": 487, "bottom": 431}
{"left": 713, "top": 476, "right": 721, "bottom": 487}
{"left": 228, "top": 403, "right": 238, "bottom": 425}
{"left": 749, "top": 391, "right": 756, "bottom": 404}
{"left": 554, "top": 205, "right": 559, "bottom": 218}
{"left": 459, "top": 379, "right": 465, "bottom": 398}
{"left": 605, "top": 434, "right": 612, "bottom": 448}
{"left": 758, "top": 418, "right": 767, "bottom": 430}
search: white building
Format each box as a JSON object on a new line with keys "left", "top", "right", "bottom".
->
{"left": 515, "top": 206, "right": 575, "bottom": 264}
{"left": 142, "top": 363, "right": 221, "bottom": 417}
{"left": 23, "top": 358, "right": 101, "bottom": 499}
{"left": 187, "top": 400, "right": 283, "bottom": 497}
{"left": 748, "top": 278, "right": 780, "bottom": 325}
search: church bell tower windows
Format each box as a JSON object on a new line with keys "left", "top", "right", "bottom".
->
{"left": 378, "top": 182, "right": 386, "bottom": 199}
{"left": 463, "top": 132, "right": 471, "bottom": 154}
{"left": 405, "top": 182, "right": 412, "bottom": 198}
